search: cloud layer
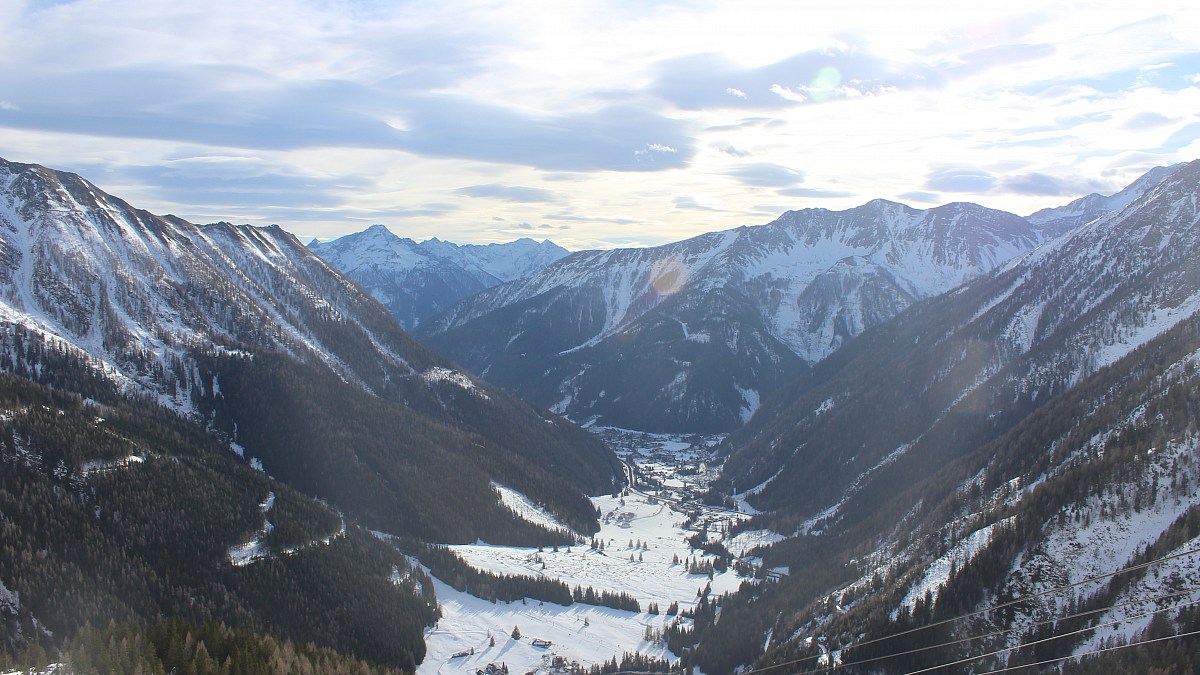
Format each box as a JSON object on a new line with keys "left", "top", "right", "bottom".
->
{"left": 1, "top": 0, "right": 1197, "bottom": 248}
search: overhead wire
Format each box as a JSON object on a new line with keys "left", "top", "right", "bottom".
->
{"left": 974, "top": 627, "right": 1200, "bottom": 675}
{"left": 896, "top": 594, "right": 1200, "bottom": 675}
{"left": 810, "top": 585, "right": 1200, "bottom": 673}
{"left": 741, "top": 545, "right": 1200, "bottom": 674}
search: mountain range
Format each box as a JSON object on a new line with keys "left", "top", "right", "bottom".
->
{"left": 682, "top": 160, "right": 1200, "bottom": 672}
{"left": 309, "top": 225, "right": 568, "bottom": 330}
{"left": 0, "top": 157, "right": 620, "bottom": 544}
{"left": 3, "top": 153, "right": 1199, "bottom": 674}
{"left": 412, "top": 168, "right": 1173, "bottom": 433}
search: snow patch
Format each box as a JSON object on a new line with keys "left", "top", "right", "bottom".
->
{"left": 492, "top": 483, "right": 576, "bottom": 536}
{"left": 422, "top": 367, "right": 490, "bottom": 400}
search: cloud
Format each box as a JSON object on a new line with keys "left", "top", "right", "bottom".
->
{"left": 456, "top": 183, "right": 560, "bottom": 203}
{"left": 108, "top": 158, "right": 371, "bottom": 210}
{"left": 673, "top": 195, "right": 721, "bottom": 211}
{"left": 777, "top": 187, "right": 855, "bottom": 198}
{"left": 750, "top": 204, "right": 796, "bottom": 216}
{"left": 925, "top": 166, "right": 997, "bottom": 193}
{"left": 1161, "top": 122, "right": 1200, "bottom": 151}
{"left": 1122, "top": 112, "right": 1174, "bottom": 130}
{"left": 396, "top": 97, "right": 696, "bottom": 171}
{"left": 543, "top": 213, "right": 642, "bottom": 225}
{"left": 0, "top": 62, "right": 696, "bottom": 173}
{"left": 712, "top": 141, "right": 750, "bottom": 157}
{"left": 706, "top": 117, "right": 784, "bottom": 131}
{"left": 897, "top": 190, "right": 942, "bottom": 204}
{"left": 648, "top": 40, "right": 945, "bottom": 110}
{"left": 943, "top": 43, "right": 1056, "bottom": 79}
{"left": 1001, "top": 172, "right": 1104, "bottom": 196}
{"left": 728, "top": 163, "right": 805, "bottom": 188}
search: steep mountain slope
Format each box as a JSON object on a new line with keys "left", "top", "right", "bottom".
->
{"left": 683, "top": 160, "right": 1200, "bottom": 673}
{"left": 0, "top": 373, "right": 438, "bottom": 670}
{"left": 0, "top": 157, "right": 620, "bottom": 544}
{"left": 1026, "top": 163, "right": 1182, "bottom": 237}
{"left": 719, "top": 160, "right": 1200, "bottom": 523}
{"left": 309, "top": 225, "right": 568, "bottom": 329}
{"left": 419, "top": 199, "right": 1056, "bottom": 432}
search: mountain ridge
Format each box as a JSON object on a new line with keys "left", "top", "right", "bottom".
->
{"left": 0, "top": 156, "right": 620, "bottom": 544}
{"left": 417, "top": 186, "right": 1147, "bottom": 432}
{"left": 675, "top": 160, "right": 1200, "bottom": 673}
{"left": 309, "top": 224, "right": 569, "bottom": 330}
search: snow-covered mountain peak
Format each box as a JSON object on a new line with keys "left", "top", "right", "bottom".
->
{"left": 308, "top": 226, "right": 569, "bottom": 329}
{"left": 0, "top": 157, "right": 456, "bottom": 405}
{"left": 420, "top": 190, "right": 1094, "bottom": 432}
{"left": 1025, "top": 163, "right": 1186, "bottom": 237}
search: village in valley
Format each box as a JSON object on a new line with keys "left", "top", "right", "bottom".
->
{"left": 419, "top": 429, "right": 786, "bottom": 674}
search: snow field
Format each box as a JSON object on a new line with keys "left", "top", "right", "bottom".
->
{"left": 425, "top": 489, "right": 754, "bottom": 672}
{"left": 896, "top": 519, "right": 1010, "bottom": 613}
{"left": 492, "top": 482, "right": 577, "bottom": 536}
{"left": 421, "top": 575, "right": 677, "bottom": 674}
{"left": 452, "top": 492, "right": 746, "bottom": 608}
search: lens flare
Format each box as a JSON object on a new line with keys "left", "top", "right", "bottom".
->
{"left": 651, "top": 257, "right": 687, "bottom": 295}
{"left": 809, "top": 66, "right": 842, "bottom": 101}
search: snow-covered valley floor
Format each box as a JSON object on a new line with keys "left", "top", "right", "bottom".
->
{"left": 419, "top": 430, "right": 765, "bottom": 674}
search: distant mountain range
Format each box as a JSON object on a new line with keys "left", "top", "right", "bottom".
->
{"left": 412, "top": 168, "right": 1174, "bottom": 432}
{"left": 309, "top": 225, "right": 568, "bottom": 330}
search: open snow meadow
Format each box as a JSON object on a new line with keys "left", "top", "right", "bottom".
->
{"left": 419, "top": 430, "right": 769, "bottom": 674}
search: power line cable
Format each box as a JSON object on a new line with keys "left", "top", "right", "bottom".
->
{"left": 611, "top": 590, "right": 1200, "bottom": 675}
{"left": 974, "top": 627, "right": 1200, "bottom": 674}
{"left": 896, "top": 595, "right": 1199, "bottom": 675}
{"left": 743, "top": 545, "right": 1200, "bottom": 674}
{"left": 812, "top": 586, "right": 1200, "bottom": 673}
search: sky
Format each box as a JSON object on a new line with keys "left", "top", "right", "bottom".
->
{"left": 2, "top": 0, "right": 1199, "bottom": 250}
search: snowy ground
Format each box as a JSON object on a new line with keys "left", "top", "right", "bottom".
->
{"left": 422, "top": 575, "right": 677, "bottom": 674}
{"left": 420, "top": 430, "right": 772, "bottom": 674}
{"left": 451, "top": 492, "right": 746, "bottom": 609}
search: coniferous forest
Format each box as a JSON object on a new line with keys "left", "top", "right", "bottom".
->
{"left": 0, "top": 372, "right": 438, "bottom": 671}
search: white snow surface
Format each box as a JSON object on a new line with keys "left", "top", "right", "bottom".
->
{"left": 492, "top": 483, "right": 576, "bottom": 536}
{"left": 897, "top": 520, "right": 1009, "bottom": 612}
{"left": 427, "top": 474, "right": 759, "bottom": 672}
{"left": 422, "top": 367, "right": 490, "bottom": 400}
{"left": 420, "top": 574, "right": 678, "bottom": 674}
{"left": 451, "top": 492, "right": 745, "bottom": 609}
{"left": 1092, "top": 290, "right": 1200, "bottom": 370}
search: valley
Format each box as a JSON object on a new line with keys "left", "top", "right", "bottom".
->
{"left": 2, "top": 156, "right": 1199, "bottom": 674}
{"left": 419, "top": 429, "right": 764, "bottom": 673}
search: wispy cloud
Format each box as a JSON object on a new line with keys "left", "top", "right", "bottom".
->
{"left": 648, "top": 40, "right": 946, "bottom": 111}
{"left": 456, "top": 184, "right": 561, "bottom": 203}
{"left": 777, "top": 187, "right": 855, "bottom": 199}
{"left": 925, "top": 166, "right": 997, "bottom": 193}
{"left": 0, "top": 0, "right": 1196, "bottom": 248}
{"left": 728, "top": 163, "right": 805, "bottom": 188}
{"left": 674, "top": 195, "right": 722, "bottom": 211}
